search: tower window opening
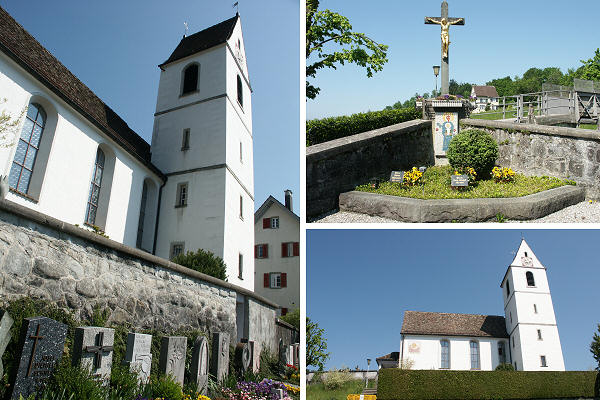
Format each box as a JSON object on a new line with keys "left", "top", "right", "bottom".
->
{"left": 182, "top": 64, "right": 199, "bottom": 95}
{"left": 526, "top": 271, "right": 535, "bottom": 287}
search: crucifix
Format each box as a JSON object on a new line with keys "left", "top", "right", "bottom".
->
{"left": 85, "top": 331, "right": 114, "bottom": 369}
{"left": 425, "top": 1, "right": 465, "bottom": 95}
{"left": 27, "top": 324, "right": 44, "bottom": 377}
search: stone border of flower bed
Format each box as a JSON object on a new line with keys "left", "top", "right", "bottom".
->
{"left": 338, "top": 185, "right": 585, "bottom": 222}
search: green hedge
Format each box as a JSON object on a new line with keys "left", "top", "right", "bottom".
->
{"left": 377, "top": 369, "right": 599, "bottom": 400}
{"left": 306, "top": 107, "right": 422, "bottom": 146}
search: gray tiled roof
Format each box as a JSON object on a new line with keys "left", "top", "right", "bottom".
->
{"left": 401, "top": 311, "right": 508, "bottom": 338}
{"left": 472, "top": 85, "right": 499, "bottom": 98}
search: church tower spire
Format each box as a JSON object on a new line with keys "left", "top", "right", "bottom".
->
{"left": 150, "top": 15, "right": 254, "bottom": 290}
{"left": 500, "top": 239, "right": 565, "bottom": 370}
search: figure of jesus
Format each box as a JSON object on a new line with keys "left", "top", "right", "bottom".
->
{"left": 425, "top": 17, "right": 464, "bottom": 59}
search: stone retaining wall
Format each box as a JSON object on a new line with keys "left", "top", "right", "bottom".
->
{"left": 306, "top": 119, "right": 434, "bottom": 218}
{"left": 0, "top": 199, "right": 280, "bottom": 352}
{"left": 462, "top": 119, "right": 600, "bottom": 198}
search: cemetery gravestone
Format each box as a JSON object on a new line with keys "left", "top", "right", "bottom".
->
{"left": 10, "top": 317, "right": 67, "bottom": 400}
{"left": 0, "top": 311, "right": 14, "bottom": 378}
{"left": 249, "top": 341, "right": 261, "bottom": 373}
{"left": 124, "top": 332, "right": 152, "bottom": 384}
{"left": 451, "top": 174, "right": 469, "bottom": 188}
{"left": 159, "top": 336, "right": 187, "bottom": 385}
{"left": 278, "top": 338, "right": 286, "bottom": 364}
{"left": 190, "top": 336, "right": 209, "bottom": 395}
{"left": 73, "top": 327, "right": 115, "bottom": 382}
{"left": 234, "top": 342, "right": 251, "bottom": 373}
{"left": 389, "top": 171, "right": 404, "bottom": 183}
{"left": 210, "top": 332, "right": 230, "bottom": 382}
{"left": 292, "top": 343, "right": 299, "bottom": 367}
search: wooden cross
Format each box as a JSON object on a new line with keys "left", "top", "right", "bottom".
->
{"left": 425, "top": 1, "right": 465, "bottom": 95}
{"left": 84, "top": 332, "right": 113, "bottom": 369}
{"left": 27, "top": 324, "right": 44, "bottom": 377}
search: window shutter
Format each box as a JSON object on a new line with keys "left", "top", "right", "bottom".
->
{"left": 293, "top": 242, "right": 299, "bottom": 257}
{"left": 264, "top": 244, "right": 268, "bottom": 258}
{"left": 281, "top": 243, "right": 287, "bottom": 257}
{"left": 281, "top": 272, "right": 287, "bottom": 287}
{"left": 254, "top": 245, "right": 258, "bottom": 258}
{"left": 264, "top": 273, "right": 269, "bottom": 288}
{"left": 263, "top": 218, "right": 270, "bottom": 229}
{"left": 282, "top": 308, "right": 288, "bottom": 316}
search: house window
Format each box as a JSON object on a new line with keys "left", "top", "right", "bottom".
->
{"left": 182, "top": 64, "right": 199, "bottom": 95}
{"left": 239, "top": 195, "right": 243, "bottom": 219}
{"left": 540, "top": 355, "right": 547, "bottom": 367}
{"left": 176, "top": 183, "right": 188, "bottom": 207}
{"left": 136, "top": 181, "right": 148, "bottom": 249}
{"left": 170, "top": 242, "right": 184, "bottom": 259}
{"left": 265, "top": 272, "right": 287, "bottom": 288}
{"left": 281, "top": 242, "right": 299, "bottom": 257}
{"left": 440, "top": 340, "right": 450, "bottom": 369}
{"left": 534, "top": 304, "right": 538, "bottom": 314}
{"left": 255, "top": 244, "right": 268, "bottom": 259}
{"left": 470, "top": 341, "right": 480, "bottom": 370}
{"left": 9, "top": 102, "right": 45, "bottom": 194}
{"left": 237, "top": 75, "right": 243, "bottom": 108}
{"left": 526, "top": 271, "right": 535, "bottom": 287}
{"left": 537, "top": 329, "right": 542, "bottom": 340}
{"left": 181, "top": 128, "right": 190, "bottom": 150}
{"left": 498, "top": 341, "right": 506, "bottom": 364}
{"left": 238, "top": 253, "right": 243, "bottom": 279}
{"left": 85, "top": 148, "right": 105, "bottom": 226}
{"left": 262, "top": 216, "right": 279, "bottom": 229}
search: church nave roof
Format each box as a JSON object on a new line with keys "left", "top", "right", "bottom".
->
{"left": 401, "top": 311, "right": 509, "bottom": 338}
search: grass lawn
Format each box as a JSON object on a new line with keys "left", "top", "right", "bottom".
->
{"left": 307, "top": 379, "right": 375, "bottom": 400}
{"left": 356, "top": 165, "right": 575, "bottom": 200}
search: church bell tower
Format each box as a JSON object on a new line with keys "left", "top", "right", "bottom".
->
{"left": 150, "top": 14, "right": 254, "bottom": 291}
{"left": 500, "top": 239, "right": 565, "bottom": 371}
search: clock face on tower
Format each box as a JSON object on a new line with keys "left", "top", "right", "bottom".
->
{"left": 235, "top": 39, "right": 245, "bottom": 65}
{"left": 521, "top": 255, "right": 533, "bottom": 267}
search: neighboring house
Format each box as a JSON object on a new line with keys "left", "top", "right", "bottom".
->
{"left": 394, "top": 240, "right": 565, "bottom": 371}
{"left": 471, "top": 85, "right": 499, "bottom": 112}
{"left": 254, "top": 190, "right": 299, "bottom": 315}
{"left": 0, "top": 8, "right": 254, "bottom": 290}
{"left": 376, "top": 352, "right": 399, "bottom": 369}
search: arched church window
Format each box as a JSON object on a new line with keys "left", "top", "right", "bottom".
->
{"left": 182, "top": 63, "right": 199, "bottom": 95}
{"left": 526, "top": 271, "right": 535, "bottom": 286}
{"left": 136, "top": 180, "right": 148, "bottom": 249}
{"left": 85, "top": 148, "right": 105, "bottom": 226}
{"left": 440, "top": 340, "right": 450, "bottom": 369}
{"left": 470, "top": 341, "right": 480, "bottom": 370}
{"left": 9, "top": 103, "right": 46, "bottom": 194}
{"left": 237, "top": 75, "right": 243, "bottom": 108}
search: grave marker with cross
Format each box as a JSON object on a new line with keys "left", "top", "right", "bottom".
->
{"left": 72, "top": 327, "right": 115, "bottom": 383}
{"left": 425, "top": 1, "right": 465, "bottom": 95}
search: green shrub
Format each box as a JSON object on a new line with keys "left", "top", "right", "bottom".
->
{"left": 447, "top": 129, "right": 498, "bottom": 179}
{"left": 144, "top": 373, "right": 183, "bottom": 400}
{"left": 280, "top": 308, "right": 300, "bottom": 329}
{"left": 45, "top": 363, "right": 108, "bottom": 400}
{"left": 377, "top": 369, "right": 598, "bottom": 400}
{"left": 306, "top": 107, "right": 422, "bottom": 146}
{"left": 110, "top": 363, "right": 140, "bottom": 399}
{"left": 322, "top": 368, "right": 353, "bottom": 390}
{"left": 172, "top": 248, "right": 228, "bottom": 281}
{"left": 495, "top": 362, "right": 515, "bottom": 371}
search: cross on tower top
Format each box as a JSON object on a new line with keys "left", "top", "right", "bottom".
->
{"left": 425, "top": 1, "right": 465, "bottom": 95}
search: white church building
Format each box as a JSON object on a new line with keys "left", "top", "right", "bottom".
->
{"left": 0, "top": 7, "right": 254, "bottom": 290}
{"left": 395, "top": 239, "right": 565, "bottom": 371}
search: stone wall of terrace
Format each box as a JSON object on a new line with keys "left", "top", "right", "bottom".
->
{"left": 462, "top": 119, "right": 600, "bottom": 198}
{"left": 306, "top": 119, "right": 434, "bottom": 218}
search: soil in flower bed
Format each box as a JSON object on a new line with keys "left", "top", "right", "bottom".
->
{"left": 356, "top": 165, "right": 575, "bottom": 200}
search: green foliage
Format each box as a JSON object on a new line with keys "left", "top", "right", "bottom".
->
{"left": 260, "top": 347, "right": 284, "bottom": 378}
{"left": 110, "top": 363, "right": 141, "bottom": 399}
{"left": 495, "top": 213, "right": 507, "bottom": 223}
{"left": 448, "top": 79, "right": 472, "bottom": 98}
{"left": 447, "top": 129, "right": 498, "bottom": 179}
{"left": 576, "top": 48, "right": 600, "bottom": 82}
{"left": 307, "top": 378, "right": 375, "bottom": 400}
{"left": 377, "top": 369, "right": 598, "bottom": 400}
{"left": 591, "top": 323, "right": 600, "bottom": 370}
{"left": 322, "top": 368, "right": 352, "bottom": 390}
{"left": 143, "top": 374, "right": 183, "bottom": 400}
{"left": 306, "top": 107, "right": 421, "bottom": 146}
{"left": 355, "top": 165, "right": 572, "bottom": 201}
{"left": 307, "top": 318, "right": 330, "bottom": 371}
{"left": 45, "top": 363, "right": 108, "bottom": 400}
{"left": 172, "top": 248, "right": 228, "bottom": 281}
{"left": 495, "top": 362, "right": 515, "bottom": 371}
{"left": 280, "top": 308, "right": 300, "bottom": 330}
{"left": 306, "top": 0, "right": 388, "bottom": 99}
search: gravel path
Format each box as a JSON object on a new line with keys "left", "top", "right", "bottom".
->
{"left": 312, "top": 201, "right": 600, "bottom": 224}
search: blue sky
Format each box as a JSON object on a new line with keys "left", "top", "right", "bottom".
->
{"left": 307, "top": 0, "right": 600, "bottom": 119}
{"left": 307, "top": 229, "right": 600, "bottom": 371}
{"left": 1, "top": 0, "right": 300, "bottom": 213}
